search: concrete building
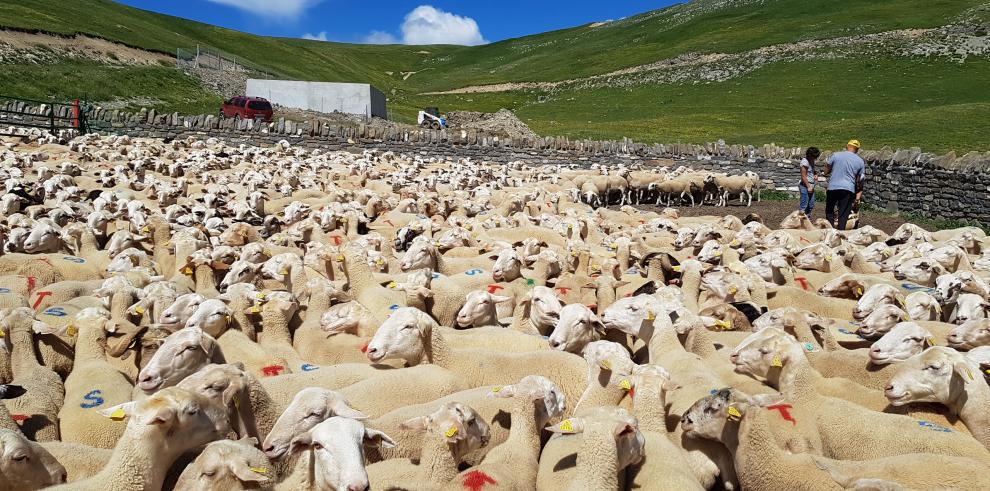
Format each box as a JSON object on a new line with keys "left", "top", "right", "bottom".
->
{"left": 246, "top": 79, "right": 387, "bottom": 118}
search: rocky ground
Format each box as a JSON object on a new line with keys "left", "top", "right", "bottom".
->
{"left": 633, "top": 197, "right": 916, "bottom": 234}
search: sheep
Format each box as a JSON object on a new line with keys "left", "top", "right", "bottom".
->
{"left": 0, "top": 428, "right": 67, "bottom": 489}
{"left": 37, "top": 441, "right": 111, "bottom": 483}
{"left": 366, "top": 307, "right": 589, "bottom": 408}
{"left": 886, "top": 346, "right": 990, "bottom": 450}
{"left": 135, "top": 327, "right": 226, "bottom": 394}
{"left": 173, "top": 436, "right": 273, "bottom": 490}
{"left": 50, "top": 387, "right": 230, "bottom": 491}
{"left": 284, "top": 416, "right": 395, "bottom": 491}
{"left": 1, "top": 308, "right": 63, "bottom": 441}
{"left": 948, "top": 319, "right": 990, "bottom": 349}
{"left": 366, "top": 401, "right": 490, "bottom": 489}
{"left": 49, "top": 308, "right": 131, "bottom": 449}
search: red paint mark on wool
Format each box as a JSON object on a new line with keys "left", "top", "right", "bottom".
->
{"left": 794, "top": 277, "right": 811, "bottom": 291}
{"left": 10, "top": 414, "right": 29, "bottom": 422}
{"left": 32, "top": 291, "right": 52, "bottom": 310}
{"left": 261, "top": 365, "right": 285, "bottom": 377}
{"left": 25, "top": 276, "right": 37, "bottom": 293}
{"left": 767, "top": 403, "right": 796, "bottom": 425}
{"left": 486, "top": 285, "right": 504, "bottom": 294}
{"left": 555, "top": 287, "right": 571, "bottom": 295}
{"left": 462, "top": 470, "right": 497, "bottom": 490}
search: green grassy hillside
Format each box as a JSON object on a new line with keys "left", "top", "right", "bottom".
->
{"left": 0, "top": 0, "right": 988, "bottom": 152}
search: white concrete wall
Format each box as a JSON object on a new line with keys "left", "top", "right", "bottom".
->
{"left": 245, "top": 80, "right": 386, "bottom": 118}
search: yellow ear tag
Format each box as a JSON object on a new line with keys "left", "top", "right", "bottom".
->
{"left": 599, "top": 360, "right": 612, "bottom": 370}
{"left": 135, "top": 305, "right": 145, "bottom": 314}
{"left": 771, "top": 356, "right": 783, "bottom": 368}
{"left": 255, "top": 292, "right": 267, "bottom": 301}
{"left": 250, "top": 467, "right": 268, "bottom": 475}
{"left": 672, "top": 266, "right": 682, "bottom": 272}
{"left": 263, "top": 249, "right": 272, "bottom": 256}
{"left": 619, "top": 379, "right": 632, "bottom": 391}
{"left": 444, "top": 426, "right": 459, "bottom": 438}
{"left": 882, "top": 248, "right": 893, "bottom": 257}
{"left": 826, "top": 255, "right": 834, "bottom": 262}
{"left": 164, "top": 241, "right": 171, "bottom": 247}
{"left": 855, "top": 287, "right": 864, "bottom": 296}
{"left": 0, "top": 330, "right": 5, "bottom": 338}
{"left": 728, "top": 286, "right": 738, "bottom": 295}
{"left": 141, "top": 227, "right": 150, "bottom": 233}
{"left": 714, "top": 251, "right": 723, "bottom": 257}
{"left": 927, "top": 337, "right": 937, "bottom": 346}
{"left": 491, "top": 386, "right": 503, "bottom": 393}
{"left": 66, "top": 325, "right": 78, "bottom": 337}
{"left": 647, "top": 311, "right": 656, "bottom": 321}
{"left": 109, "top": 408, "right": 126, "bottom": 420}
{"left": 730, "top": 240, "right": 740, "bottom": 247}
{"left": 182, "top": 267, "right": 193, "bottom": 275}
{"left": 387, "top": 281, "right": 397, "bottom": 289}
{"left": 965, "top": 367, "right": 975, "bottom": 381}
{"left": 727, "top": 406, "right": 742, "bottom": 420}
{"left": 559, "top": 419, "right": 574, "bottom": 432}
{"left": 336, "top": 255, "right": 345, "bottom": 261}
{"left": 279, "top": 269, "right": 288, "bottom": 275}
{"left": 251, "top": 306, "right": 261, "bottom": 314}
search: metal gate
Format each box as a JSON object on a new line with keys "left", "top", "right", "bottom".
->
{"left": 0, "top": 95, "right": 88, "bottom": 136}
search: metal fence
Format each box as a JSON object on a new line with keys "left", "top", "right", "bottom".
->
{"left": 176, "top": 45, "right": 276, "bottom": 79}
{"left": 0, "top": 95, "right": 88, "bottom": 136}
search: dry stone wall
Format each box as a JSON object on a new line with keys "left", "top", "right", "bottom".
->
{"left": 5, "top": 102, "right": 990, "bottom": 224}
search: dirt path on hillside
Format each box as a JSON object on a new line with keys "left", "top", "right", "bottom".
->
{"left": 0, "top": 29, "right": 171, "bottom": 65}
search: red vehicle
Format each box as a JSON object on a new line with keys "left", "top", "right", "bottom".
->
{"left": 220, "top": 96, "right": 273, "bottom": 122}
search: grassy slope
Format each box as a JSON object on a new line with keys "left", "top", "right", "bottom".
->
{"left": 0, "top": 0, "right": 987, "bottom": 151}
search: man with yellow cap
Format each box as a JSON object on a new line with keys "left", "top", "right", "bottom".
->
{"left": 824, "top": 139, "right": 865, "bottom": 230}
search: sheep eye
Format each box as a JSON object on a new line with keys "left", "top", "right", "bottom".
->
{"left": 313, "top": 442, "right": 324, "bottom": 450}
{"left": 924, "top": 364, "right": 939, "bottom": 371}
{"left": 12, "top": 454, "right": 27, "bottom": 462}
{"left": 201, "top": 471, "right": 215, "bottom": 478}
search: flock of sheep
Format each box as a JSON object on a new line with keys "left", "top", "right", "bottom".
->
{"left": 0, "top": 130, "right": 989, "bottom": 490}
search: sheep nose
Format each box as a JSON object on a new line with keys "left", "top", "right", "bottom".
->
{"left": 549, "top": 339, "right": 560, "bottom": 348}
{"left": 871, "top": 346, "right": 882, "bottom": 354}
{"left": 884, "top": 384, "right": 894, "bottom": 392}
{"left": 346, "top": 484, "right": 370, "bottom": 491}
{"left": 729, "top": 353, "right": 739, "bottom": 363}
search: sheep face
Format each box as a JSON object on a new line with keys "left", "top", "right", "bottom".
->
{"left": 947, "top": 319, "right": 990, "bottom": 350}
{"left": 779, "top": 210, "right": 809, "bottom": 230}
{"left": 22, "top": 223, "right": 61, "bottom": 253}
{"left": 0, "top": 429, "right": 67, "bottom": 489}
{"left": 526, "top": 286, "right": 562, "bottom": 331}
{"left": 176, "top": 363, "right": 250, "bottom": 413}
{"left": 160, "top": 293, "right": 205, "bottom": 327}
{"left": 951, "top": 294, "right": 990, "bottom": 325}
{"left": 855, "top": 305, "right": 909, "bottom": 339}
{"left": 366, "top": 308, "right": 433, "bottom": 365}
{"left": 885, "top": 347, "right": 977, "bottom": 407}
{"left": 491, "top": 249, "right": 522, "bottom": 282}
{"left": 263, "top": 387, "right": 367, "bottom": 460}
{"left": 700, "top": 271, "right": 745, "bottom": 302}
{"left": 927, "top": 245, "right": 965, "bottom": 272}
{"left": 489, "top": 375, "right": 566, "bottom": 427}
{"left": 601, "top": 296, "right": 660, "bottom": 337}
{"left": 817, "top": 274, "right": 865, "bottom": 301}
{"left": 904, "top": 291, "right": 941, "bottom": 321}
{"left": 548, "top": 304, "right": 604, "bottom": 353}
{"left": 729, "top": 328, "right": 789, "bottom": 378}
{"left": 401, "top": 402, "right": 490, "bottom": 461}
{"left": 852, "top": 284, "right": 902, "bottom": 320}
{"left": 290, "top": 417, "right": 393, "bottom": 491}
{"left": 672, "top": 228, "right": 695, "bottom": 250}
{"left": 869, "top": 323, "right": 932, "bottom": 365}
{"left": 893, "top": 258, "right": 944, "bottom": 287}
{"left": 697, "top": 240, "right": 724, "bottom": 264}
{"left": 456, "top": 291, "right": 510, "bottom": 328}
{"left": 137, "top": 327, "right": 219, "bottom": 393}
{"left": 794, "top": 244, "right": 833, "bottom": 272}
{"left": 101, "top": 387, "right": 230, "bottom": 448}
{"left": 176, "top": 438, "right": 270, "bottom": 491}
{"left": 320, "top": 302, "right": 364, "bottom": 335}
{"left": 680, "top": 389, "right": 738, "bottom": 441}
{"left": 220, "top": 261, "right": 262, "bottom": 292}
{"left": 261, "top": 253, "right": 300, "bottom": 281}
{"left": 185, "top": 299, "right": 232, "bottom": 338}
{"left": 399, "top": 241, "right": 434, "bottom": 272}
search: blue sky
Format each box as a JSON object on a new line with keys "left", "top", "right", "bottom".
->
{"left": 117, "top": 1, "right": 679, "bottom": 45}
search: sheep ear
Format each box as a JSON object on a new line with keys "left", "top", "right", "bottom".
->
{"left": 327, "top": 396, "right": 367, "bottom": 420}
{"left": 400, "top": 416, "right": 429, "bottom": 432}
{"left": 99, "top": 401, "right": 136, "bottom": 420}
{"left": 289, "top": 431, "right": 314, "bottom": 453}
{"left": 364, "top": 428, "right": 397, "bottom": 449}
{"left": 491, "top": 295, "right": 513, "bottom": 304}
{"left": 613, "top": 422, "right": 638, "bottom": 438}
{"left": 953, "top": 360, "right": 976, "bottom": 382}
{"left": 545, "top": 417, "right": 584, "bottom": 434}
{"left": 229, "top": 460, "right": 269, "bottom": 483}
{"left": 0, "top": 385, "right": 26, "bottom": 399}
{"left": 31, "top": 319, "right": 57, "bottom": 336}
{"left": 747, "top": 392, "right": 786, "bottom": 408}
{"left": 487, "top": 384, "right": 515, "bottom": 399}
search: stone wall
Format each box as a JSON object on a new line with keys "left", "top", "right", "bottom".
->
{"left": 4, "top": 102, "right": 990, "bottom": 224}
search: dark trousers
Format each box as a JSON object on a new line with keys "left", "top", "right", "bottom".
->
{"left": 825, "top": 189, "right": 856, "bottom": 230}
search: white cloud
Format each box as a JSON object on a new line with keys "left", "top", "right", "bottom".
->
{"left": 400, "top": 5, "right": 487, "bottom": 46}
{"left": 302, "top": 31, "right": 329, "bottom": 41}
{"left": 362, "top": 30, "right": 400, "bottom": 44}
{"left": 205, "top": 0, "right": 323, "bottom": 20}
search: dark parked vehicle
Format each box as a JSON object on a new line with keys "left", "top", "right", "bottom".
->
{"left": 220, "top": 96, "right": 273, "bottom": 122}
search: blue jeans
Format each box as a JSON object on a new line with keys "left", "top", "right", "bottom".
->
{"left": 799, "top": 185, "right": 815, "bottom": 215}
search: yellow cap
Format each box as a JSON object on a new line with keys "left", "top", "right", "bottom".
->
{"left": 847, "top": 139, "right": 861, "bottom": 149}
